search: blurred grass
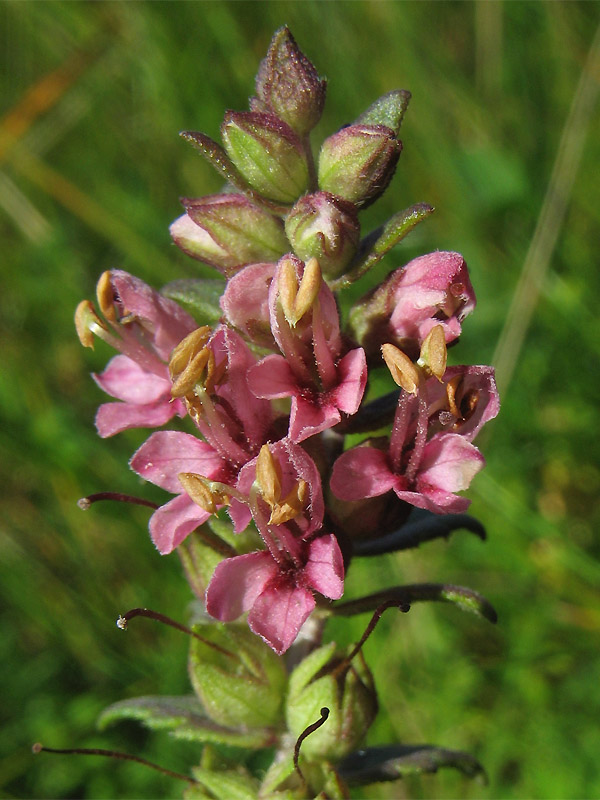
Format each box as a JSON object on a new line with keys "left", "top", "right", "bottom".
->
{"left": 1, "top": 1, "right": 599, "bottom": 798}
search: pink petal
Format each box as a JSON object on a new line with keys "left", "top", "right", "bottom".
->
{"left": 418, "top": 433, "right": 485, "bottom": 494}
{"left": 220, "top": 262, "right": 276, "bottom": 348}
{"left": 248, "top": 581, "right": 315, "bottom": 655}
{"left": 330, "top": 447, "right": 396, "bottom": 501}
{"left": 393, "top": 486, "right": 471, "bottom": 515}
{"left": 304, "top": 534, "right": 344, "bottom": 600}
{"left": 130, "top": 431, "right": 225, "bottom": 492}
{"left": 205, "top": 551, "right": 278, "bottom": 621}
{"left": 149, "top": 493, "right": 211, "bottom": 554}
{"left": 331, "top": 348, "right": 367, "bottom": 414}
{"left": 288, "top": 394, "right": 340, "bottom": 443}
{"left": 93, "top": 355, "right": 171, "bottom": 404}
{"left": 247, "top": 354, "right": 297, "bottom": 399}
{"left": 110, "top": 270, "right": 196, "bottom": 360}
{"left": 95, "top": 398, "right": 181, "bottom": 438}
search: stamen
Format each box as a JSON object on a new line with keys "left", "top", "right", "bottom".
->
{"left": 117, "top": 607, "right": 237, "bottom": 660}
{"left": 96, "top": 271, "right": 117, "bottom": 322}
{"left": 417, "top": 325, "right": 447, "bottom": 381}
{"left": 77, "top": 492, "right": 159, "bottom": 511}
{"left": 293, "top": 707, "right": 330, "bottom": 787}
{"left": 32, "top": 743, "right": 197, "bottom": 784}
{"left": 381, "top": 343, "right": 420, "bottom": 394}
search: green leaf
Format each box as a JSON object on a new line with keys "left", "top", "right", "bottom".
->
{"left": 189, "top": 766, "right": 259, "bottom": 800}
{"left": 98, "top": 695, "right": 276, "bottom": 748}
{"left": 161, "top": 279, "right": 226, "bottom": 325}
{"left": 333, "top": 582, "right": 497, "bottom": 624}
{"left": 331, "top": 203, "right": 434, "bottom": 288}
{"left": 338, "top": 744, "right": 486, "bottom": 785}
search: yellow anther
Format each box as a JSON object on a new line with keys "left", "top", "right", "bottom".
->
{"left": 169, "top": 327, "right": 212, "bottom": 377}
{"left": 418, "top": 325, "right": 447, "bottom": 382}
{"left": 96, "top": 271, "right": 117, "bottom": 321}
{"left": 445, "top": 375, "right": 462, "bottom": 419}
{"left": 74, "top": 300, "right": 105, "bottom": 349}
{"left": 268, "top": 479, "right": 308, "bottom": 525}
{"left": 256, "top": 445, "right": 281, "bottom": 508}
{"left": 293, "top": 257, "right": 322, "bottom": 322}
{"left": 381, "top": 343, "right": 420, "bottom": 394}
{"left": 278, "top": 256, "right": 299, "bottom": 325}
{"left": 178, "top": 473, "right": 230, "bottom": 514}
{"left": 171, "top": 348, "right": 211, "bottom": 398}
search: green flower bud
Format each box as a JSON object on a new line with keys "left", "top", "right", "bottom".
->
{"left": 318, "top": 124, "right": 401, "bottom": 208}
{"left": 254, "top": 26, "right": 326, "bottom": 136}
{"left": 222, "top": 111, "right": 309, "bottom": 204}
{"left": 189, "top": 622, "right": 287, "bottom": 729}
{"left": 171, "top": 194, "right": 288, "bottom": 276}
{"left": 285, "top": 643, "right": 378, "bottom": 762}
{"left": 285, "top": 192, "right": 360, "bottom": 279}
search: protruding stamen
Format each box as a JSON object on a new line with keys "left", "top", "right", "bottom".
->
{"left": 178, "top": 473, "right": 232, "bottom": 513}
{"left": 418, "top": 324, "right": 447, "bottom": 381}
{"left": 74, "top": 301, "right": 104, "bottom": 349}
{"left": 256, "top": 444, "right": 281, "bottom": 507}
{"left": 268, "top": 480, "right": 308, "bottom": 525}
{"left": 293, "top": 707, "right": 330, "bottom": 786}
{"left": 381, "top": 343, "right": 420, "bottom": 394}
{"left": 32, "top": 743, "right": 197, "bottom": 784}
{"left": 96, "top": 271, "right": 117, "bottom": 322}
{"left": 77, "top": 492, "right": 159, "bottom": 511}
{"left": 293, "top": 257, "right": 322, "bottom": 322}
{"left": 169, "top": 326, "right": 212, "bottom": 376}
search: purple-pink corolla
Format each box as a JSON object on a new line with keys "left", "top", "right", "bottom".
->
{"left": 350, "top": 250, "right": 476, "bottom": 361}
{"left": 130, "top": 325, "right": 273, "bottom": 554}
{"left": 247, "top": 255, "right": 367, "bottom": 442}
{"left": 204, "top": 441, "right": 344, "bottom": 653}
{"left": 75, "top": 270, "right": 196, "bottom": 437}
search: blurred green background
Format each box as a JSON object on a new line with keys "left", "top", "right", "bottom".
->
{"left": 2, "top": 2, "right": 599, "bottom": 798}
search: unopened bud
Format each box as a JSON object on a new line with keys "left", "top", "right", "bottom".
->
{"left": 286, "top": 643, "right": 378, "bottom": 761}
{"left": 254, "top": 26, "right": 326, "bottom": 136}
{"left": 418, "top": 325, "right": 447, "bottom": 381}
{"left": 285, "top": 191, "right": 360, "bottom": 279}
{"left": 318, "top": 124, "right": 401, "bottom": 208}
{"left": 221, "top": 111, "right": 309, "bottom": 204}
{"left": 381, "top": 343, "right": 420, "bottom": 394}
{"left": 171, "top": 194, "right": 288, "bottom": 276}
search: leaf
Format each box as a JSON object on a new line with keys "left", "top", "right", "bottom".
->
{"left": 337, "top": 744, "right": 487, "bottom": 785}
{"left": 189, "top": 766, "right": 259, "bottom": 800}
{"left": 353, "top": 508, "right": 486, "bottom": 556}
{"left": 98, "top": 695, "right": 277, "bottom": 748}
{"left": 333, "top": 582, "right": 497, "bottom": 624}
{"left": 331, "top": 203, "right": 434, "bottom": 288}
{"left": 161, "top": 278, "right": 226, "bottom": 325}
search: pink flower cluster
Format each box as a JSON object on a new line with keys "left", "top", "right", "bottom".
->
{"left": 77, "top": 246, "right": 498, "bottom": 653}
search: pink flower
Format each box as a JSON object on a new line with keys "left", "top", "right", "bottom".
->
{"left": 331, "top": 391, "right": 484, "bottom": 514}
{"left": 220, "top": 262, "right": 277, "bottom": 349}
{"left": 425, "top": 365, "right": 500, "bottom": 442}
{"left": 206, "top": 532, "right": 344, "bottom": 654}
{"left": 80, "top": 270, "right": 196, "bottom": 437}
{"left": 351, "top": 251, "right": 476, "bottom": 360}
{"left": 247, "top": 255, "right": 367, "bottom": 442}
{"left": 130, "top": 430, "right": 230, "bottom": 554}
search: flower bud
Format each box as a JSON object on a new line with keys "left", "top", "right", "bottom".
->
{"left": 318, "top": 124, "right": 401, "bottom": 208}
{"left": 286, "top": 642, "right": 378, "bottom": 762}
{"left": 354, "top": 89, "right": 411, "bottom": 136}
{"left": 189, "top": 622, "right": 287, "bottom": 729}
{"left": 221, "top": 111, "right": 309, "bottom": 204}
{"left": 349, "top": 251, "right": 476, "bottom": 361}
{"left": 170, "top": 194, "right": 288, "bottom": 276}
{"left": 254, "top": 26, "right": 326, "bottom": 136}
{"left": 285, "top": 191, "right": 360, "bottom": 279}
